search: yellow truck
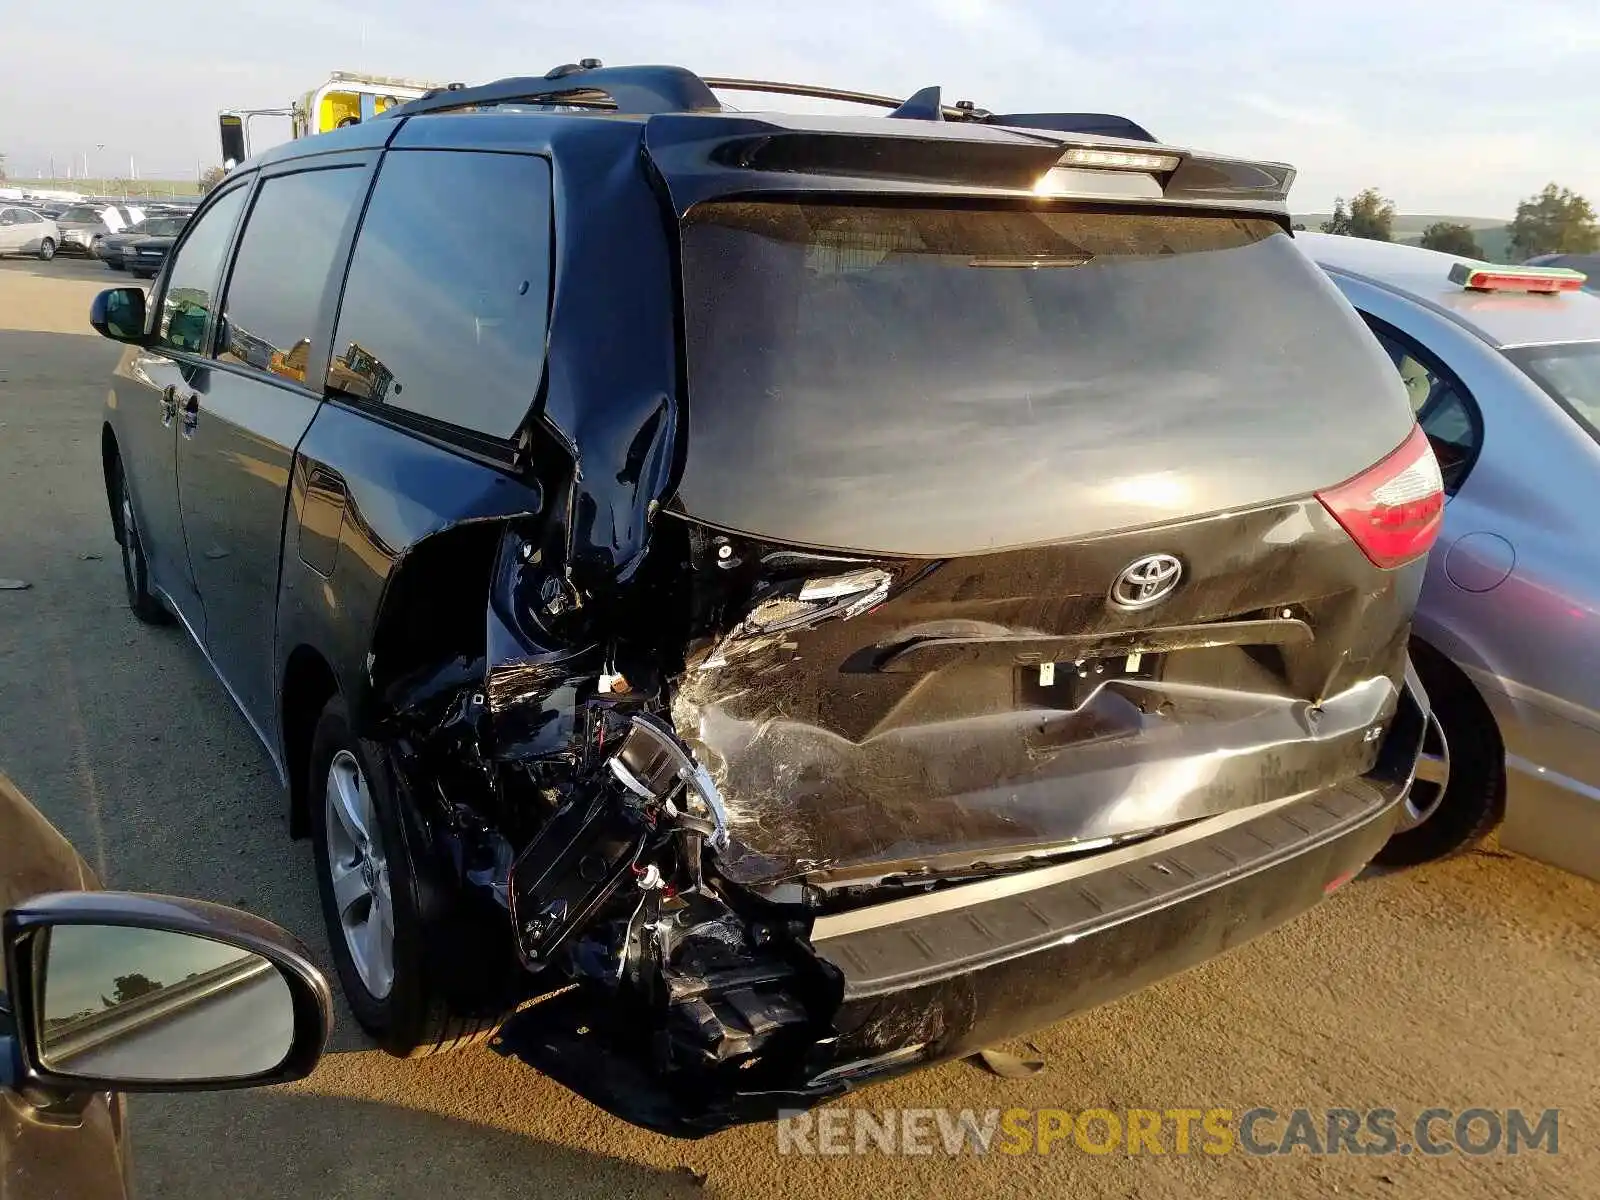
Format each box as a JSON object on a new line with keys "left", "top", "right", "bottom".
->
{"left": 219, "top": 71, "right": 443, "bottom": 166}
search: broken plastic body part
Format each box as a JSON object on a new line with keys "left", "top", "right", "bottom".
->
{"left": 509, "top": 713, "right": 731, "bottom": 967}
{"left": 606, "top": 713, "right": 730, "bottom": 851}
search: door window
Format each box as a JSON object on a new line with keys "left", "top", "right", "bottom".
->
{"left": 155, "top": 186, "right": 248, "bottom": 355}
{"left": 216, "top": 167, "right": 366, "bottom": 385}
{"left": 326, "top": 150, "right": 553, "bottom": 440}
{"left": 0, "top": 209, "right": 16, "bottom": 226}
{"left": 1366, "top": 320, "right": 1482, "bottom": 494}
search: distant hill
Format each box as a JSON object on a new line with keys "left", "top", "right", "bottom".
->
{"left": 1294, "top": 214, "right": 1514, "bottom": 262}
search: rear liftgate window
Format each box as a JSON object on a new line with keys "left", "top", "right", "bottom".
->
{"left": 679, "top": 202, "right": 1402, "bottom": 555}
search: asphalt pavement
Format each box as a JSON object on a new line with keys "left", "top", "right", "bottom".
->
{"left": 1, "top": 255, "right": 1597, "bottom": 1199}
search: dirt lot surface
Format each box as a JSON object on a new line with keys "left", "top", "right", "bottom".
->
{"left": 1, "top": 255, "right": 1596, "bottom": 1198}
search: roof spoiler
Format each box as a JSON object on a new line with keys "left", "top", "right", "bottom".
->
{"left": 986, "top": 113, "right": 1158, "bottom": 143}
{"left": 378, "top": 63, "right": 724, "bottom": 122}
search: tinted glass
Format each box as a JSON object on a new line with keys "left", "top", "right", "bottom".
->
{"left": 218, "top": 167, "right": 364, "bottom": 385}
{"left": 328, "top": 150, "right": 552, "bottom": 439}
{"left": 157, "top": 186, "right": 247, "bottom": 354}
{"left": 20, "top": 210, "right": 42, "bottom": 223}
{"left": 1519, "top": 342, "right": 1600, "bottom": 444}
{"left": 59, "top": 206, "right": 102, "bottom": 222}
{"left": 680, "top": 202, "right": 1410, "bottom": 554}
{"left": 1369, "top": 325, "right": 1480, "bottom": 493}
{"left": 0, "top": 210, "right": 15, "bottom": 225}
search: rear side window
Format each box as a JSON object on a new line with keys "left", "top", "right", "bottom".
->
{"left": 327, "top": 150, "right": 552, "bottom": 440}
{"left": 217, "top": 167, "right": 366, "bottom": 386}
{"left": 1365, "top": 320, "right": 1482, "bottom": 494}
{"left": 1515, "top": 342, "right": 1600, "bottom": 445}
{"left": 156, "top": 186, "right": 248, "bottom": 355}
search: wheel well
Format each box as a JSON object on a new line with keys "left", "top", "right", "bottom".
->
{"left": 1409, "top": 635, "right": 1507, "bottom": 784}
{"left": 102, "top": 425, "right": 123, "bottom": 544}
{"left": 282, "top": 646, "right": 339, "bottom": 839}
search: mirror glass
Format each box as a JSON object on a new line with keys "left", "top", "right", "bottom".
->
{"left": 36, "top": 924, "right": 295, "bottom": 1082}
{"left": 102, "top": 288, "right": 145, "bottom": 340}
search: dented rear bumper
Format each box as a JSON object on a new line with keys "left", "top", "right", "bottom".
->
{"left": 814, "top": 753, "right": 1410, "bottom": 1073}
{"left": 489, "top": 674, "right": 1425, "bottom": 1136}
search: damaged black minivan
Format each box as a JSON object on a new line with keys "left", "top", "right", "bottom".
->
{"left": 91, "top": 64, "right": 1442, "bottom": 1133}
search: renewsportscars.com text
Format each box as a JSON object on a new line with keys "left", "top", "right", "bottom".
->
{"left": 776, "top": 1106, "right": 1561, "bottom": 1157}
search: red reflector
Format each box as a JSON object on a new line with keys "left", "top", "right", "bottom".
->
{"left": 1324, "top": 867, "right": 1360, "bottom": 895}
{"left": 1316, "top": 425, "right": 1444, "bottom": 569}
{"left": 1461, "top": 269, "right": 1582, "bottom": 293}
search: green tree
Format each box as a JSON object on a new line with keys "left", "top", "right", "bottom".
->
{"left": 199, "top": 165, "right": 227, "bottom": 194}
{"left": 1419, "top": 221, "right": 1483, "bottom": 258}
{"left": 1321, "top": 188, "right": 1397, "bottom": 241}
{"left": 102, "top": 973, "right": 163, "bottom": 1007}
{"left": 1508, "top": 183, "right": 1599, "bottom": 259}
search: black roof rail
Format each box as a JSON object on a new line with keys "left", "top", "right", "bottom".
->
{"left": 702, "top": 76, "right": 991, "bottom": 122}
{"left": 377, "top": 61, "right": 1158, "bottom": 143}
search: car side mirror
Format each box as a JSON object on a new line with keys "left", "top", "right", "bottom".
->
{"left": 1, "top": 892, "right": 331, "bottom": 1095}
{"left": 89, "top": 287, "right": 148, "bottom": 344}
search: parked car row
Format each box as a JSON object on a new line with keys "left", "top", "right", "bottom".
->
{"left": 0, "top": 199, "right": 192, "bottom": 268}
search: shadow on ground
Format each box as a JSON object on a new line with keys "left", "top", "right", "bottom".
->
{"left": 131, "top": 1088, "right": 708, "bottom": 1200}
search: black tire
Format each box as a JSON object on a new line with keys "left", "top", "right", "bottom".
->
{"left": 130, "top": 269, "right": 153, "bottom": 279}
{"left": 308, "top": 694, "right": 518, "bottom": 1056}
{"left": 1376, "top": 645, "right": 1505, "bottom": 867}
{"left": 112, "top": 460, "right": 171, "bottom": 625}
{"left": 106, "top": 257, "right": 125, "bottom": 271}
{"left": 38, "top": 238, "right": 56, "bottom": 262}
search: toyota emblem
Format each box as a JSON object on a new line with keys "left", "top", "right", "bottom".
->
{"left": 1110, "top": 553, "right": 1183, "bottom": 610}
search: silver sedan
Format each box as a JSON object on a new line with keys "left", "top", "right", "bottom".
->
{"left": 0, "top": 205, "right": 61, "bottom": 259}
{"left": 1302, "top": 232, "right": 1600, "bottom": 878}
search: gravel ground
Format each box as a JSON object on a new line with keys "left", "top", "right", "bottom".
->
{"left": 1, "top": 256, "right": 1596, "bottom": 1199}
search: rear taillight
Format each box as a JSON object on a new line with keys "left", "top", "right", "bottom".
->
{"left": 1316, "top": 424, "right": 1444, "bottom": 569}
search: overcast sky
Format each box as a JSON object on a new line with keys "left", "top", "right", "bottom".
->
{"left": 3, "top": 0, "right": 1597, "bottom": 215}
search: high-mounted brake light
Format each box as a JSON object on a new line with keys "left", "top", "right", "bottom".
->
{"left": 1057, "top": 146, "right": 1182, "bottom": 173}
{"left": 1316, "top": 425, "right": 1443, "bottom": 569}
{"left": 1448, "top": 262, "right": 1586, "bottom": 294}
{"left": 1033, "top": 146, "right": 1181, "bottom": 197}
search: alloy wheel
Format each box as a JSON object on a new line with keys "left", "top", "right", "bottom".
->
{"left": 1398, "top": 717, "right": 1450, "bottom": 830}
{"left": 119, "top": 490, "right": 139, "bottom": 591}
{"left": 324, "top": 750, "right": 396, "bottom": 999}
